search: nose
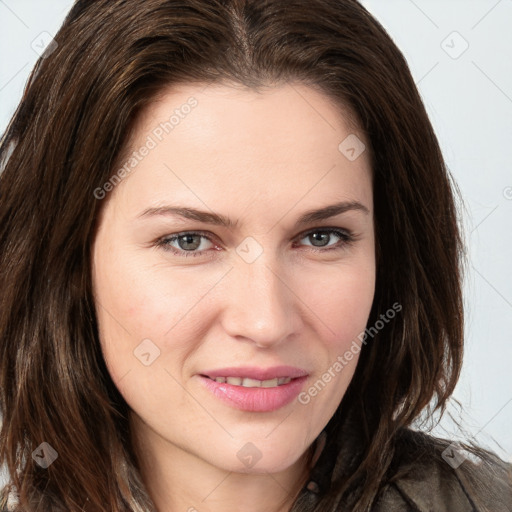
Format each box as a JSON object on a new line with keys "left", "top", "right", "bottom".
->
{"left": 220, "top": 254, "right": 302, "bottom": 349}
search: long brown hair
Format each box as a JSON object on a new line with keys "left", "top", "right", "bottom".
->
{"left": 0, "top": 0, "right": 483, "bottom": 510}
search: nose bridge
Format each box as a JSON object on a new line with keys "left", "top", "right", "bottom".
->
{"left": 222, "top": 243, "right": 298, "bottom": 347}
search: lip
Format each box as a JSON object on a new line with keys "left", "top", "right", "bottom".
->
{"left": 199, "top": 365, "right": 309, "bottom": 381}
{"left": 198, "top": 374, "right": 308, "bottom": 412}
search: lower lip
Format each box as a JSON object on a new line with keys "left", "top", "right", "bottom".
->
{"left": 198, "top": 375, "right": 308, "bottom": 412}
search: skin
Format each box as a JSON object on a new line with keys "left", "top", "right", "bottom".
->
{"left": 91, "top": 82, "right": 376, "bottom": 512}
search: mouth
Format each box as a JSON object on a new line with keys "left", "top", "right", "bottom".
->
{"left": 200, "top": 375, "right": 294, "bottom": 387}
{"left": 197, "top": 367, "right": 309, "bottom": 412}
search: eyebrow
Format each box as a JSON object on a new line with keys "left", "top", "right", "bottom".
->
{"left": 137, "top": 200, "right": 369, "bottom": 229}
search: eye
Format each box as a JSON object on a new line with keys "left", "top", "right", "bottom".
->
{"left": 155, "top": 228, "right": 356, "bottom": 258}
{"left": 156, "top": 231, "right": 216, "bottom": 258}
{"left": 295, "top": 228, "right": 355, "bottom": 253}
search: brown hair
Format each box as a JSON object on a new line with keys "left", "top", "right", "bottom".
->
{"left": 0, "top": 0, "right": 487, "bottom": 510}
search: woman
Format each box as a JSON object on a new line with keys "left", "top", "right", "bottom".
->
{"left": 0, "top": 0, "right": 510, "bottom": 510}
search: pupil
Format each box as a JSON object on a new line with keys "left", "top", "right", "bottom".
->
{"left": 311, "top": 232, "right": 328, "bottom": 246}
{"left": 180, "top": 234, "right": 200, "bottom": 250}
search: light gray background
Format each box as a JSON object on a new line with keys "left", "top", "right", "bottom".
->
{"left": 0, "top": 0, "right": 511, "bottom": 482}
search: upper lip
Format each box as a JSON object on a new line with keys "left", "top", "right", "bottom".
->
{"left": 200, "top": 366, "right": 309, "bottom": 381}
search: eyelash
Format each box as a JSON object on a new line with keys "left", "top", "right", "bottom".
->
{"left": 155, "top": 228, "right": 356, "bottom": 258}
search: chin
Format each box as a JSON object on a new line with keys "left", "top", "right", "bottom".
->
{"left": 210, "top": 436, "right": 309, "bottom": 475}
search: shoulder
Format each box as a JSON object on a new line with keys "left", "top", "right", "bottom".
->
{"left": 373, "top": 428, "right": 512, "bottom": 512}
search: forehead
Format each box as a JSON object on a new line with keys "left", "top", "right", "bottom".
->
{"left": 110, "top": 82, "right": 373, "bottom": 218}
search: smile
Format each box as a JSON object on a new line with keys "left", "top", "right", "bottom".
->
{"left": 205, "top": 376, "right": 293, "bottom": 387}
{"left": 198, "top": 374, "right": 308, "bottom": 412}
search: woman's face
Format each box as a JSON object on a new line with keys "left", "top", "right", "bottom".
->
{"left": 91, "top": 82, "right": 375, "bottom": 477}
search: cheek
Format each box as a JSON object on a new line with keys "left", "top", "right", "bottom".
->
{"left": 293, "top": 256, "right": 375, "bottom": 410}
{"left": 92, "top": 247, "right": 224, "bottom": 379}
{"left": 298, "top": 258, "right": 375, "bottom": 346}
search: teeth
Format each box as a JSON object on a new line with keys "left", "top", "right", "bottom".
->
{"left": 261, "top": 378, "right": 278, "bottom": 388}
{"left": 211, "top": 376, "right": 292, "bottom": 387}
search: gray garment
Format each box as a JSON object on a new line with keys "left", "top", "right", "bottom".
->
{"left": 294, "top": 408, "right": 512, "bottom": 511}
{"left": 372, "top": 430, "right": 512, "bottom": 511}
